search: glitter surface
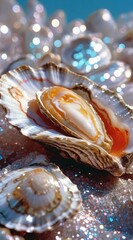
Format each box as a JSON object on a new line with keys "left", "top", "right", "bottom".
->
{"left": 0, "top": 105, "right": 133, "bottom": 240}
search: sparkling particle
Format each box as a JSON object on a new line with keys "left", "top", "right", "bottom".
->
{"left": 52, "top": 19, "right": 60, "bottom": 28}
{"left": 1, "top": 53, "right": 7, "bottom": 60}
{"left": 0, "top": 127, "right": 3, "bottom": 134}
{"left": 0, "top": 25, "right": 8, "bottom": 34}
{"left": 32, "top": 23, "right": 41, "bottom": 32}
{"left": 109, "top": 217, "right": 114, "bottom": 222}
{"left": 0, "top": 154, "right": 3, "bottom": 161}
{"left": 32, "top": 37, "right": 40, "bottom": 45}
{"left": 99, "top": 225, "right": 104, "bottom": 230}
{"left": 54, "top": 39, "right": 62, "bottom": 48}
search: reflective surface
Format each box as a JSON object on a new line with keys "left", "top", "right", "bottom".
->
{"left": 61, "top": 36, "right": 111, "bottom": 73}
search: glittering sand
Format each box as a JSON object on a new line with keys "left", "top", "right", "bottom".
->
{"left": 0, "top": 105, "right": 133, "bottom": 240}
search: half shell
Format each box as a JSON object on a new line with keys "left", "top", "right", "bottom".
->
{"left": 0, "top": 159, "right": 81, "bottom": 233}
{"left": 0, "top": 63, "right": 133, "bottom": 176}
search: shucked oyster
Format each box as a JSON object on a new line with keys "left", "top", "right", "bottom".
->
{"left": 36, "top": 86, "right": 112, "bottom": 152}
{"left": 0, "top": 63, "right": 133, "bottom": 176}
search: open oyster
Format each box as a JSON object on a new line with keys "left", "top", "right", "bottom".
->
{"left": 0, "top": 63, "right": 133, "bottom": 176}
{"left": 0, "top": 159, "right": 81, "bottom": 233}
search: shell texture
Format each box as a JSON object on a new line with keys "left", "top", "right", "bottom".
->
{"left": 0, "top": 159, "right": 81, "bottom": 233}
{"left": 0, "top": 63, "right": 133, "bottom": 176}
{"left": 0, "top": 228, "right": 24, "bottom": 240}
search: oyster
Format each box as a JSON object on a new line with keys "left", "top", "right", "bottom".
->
{"left": 0, "top": 159, "right": 81, "bottom": 233}
{"left": 85, "top": 9, "right": 117, "bottom": 40}
{"left": 0, "top": 227, "right": 24, "bottom": 240}
{"left": 0, "top": 63, "right": 133, "bottom": 176}
{"left": 59, "top": 35, "right": 111, "bottom": 74}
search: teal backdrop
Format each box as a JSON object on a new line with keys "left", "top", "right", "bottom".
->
{"left": 17, "top": 0, "right": 133, "bottom": 21}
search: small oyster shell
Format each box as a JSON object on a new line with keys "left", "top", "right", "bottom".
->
{"left": 60, "top": 35, "right": 111, "bottom": 74}
{"left": 0, "top": 63, "right": 133, "bottom": 176}
{"left": 0, "top": 227, "right": 24, "bottom": 240}
{"left": 0, "top": 161, "right": 81, "bottom": 233}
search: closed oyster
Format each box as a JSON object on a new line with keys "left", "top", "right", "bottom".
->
{"left": 0, "top": 160, "right": 81, "bottom": 233}
{"left": 0, "top": 63, "right": 133, "bottom": 176}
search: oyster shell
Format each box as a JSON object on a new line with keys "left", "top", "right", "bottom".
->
{"left": 0, "top": 63, "right": 133, "bottom": 176}
{"left": 87, "top": 61, "right": 132, "bottom": 89}
{"left": 0, "top": 227, "right": 24, "bottom": 240}
{"left": 116, "top": 83, "right": 133, "bottom": 107}
{"left": 59, "top": 35, "right": 111, "bottom": 74}
{"left": 0, "top": 159, "right": 81, "bottom": 233}
{"left": 85, "top": 9, "right": 117, "bottom": 40}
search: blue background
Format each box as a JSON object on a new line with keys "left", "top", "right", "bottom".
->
{"left": 17, "top": 0, "right": 133, "bottom": 22}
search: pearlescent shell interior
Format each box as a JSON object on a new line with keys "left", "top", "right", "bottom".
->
{"left": 87, "top": 61, "right": 132, "bottom": 89}
{"left": 73, "top": 82, "right": 133, "bottom": 155}
{"left": 60, "top": 35, "right": 111, "bottom": 73}
{"left": 36, "top": 86, "right": 112, "bottom": 152}
{"left": 0, "top": 164, "right": 81, "bottom": 233}
{"left": 0, "top": 63, "right": 133, "bottom": 176}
